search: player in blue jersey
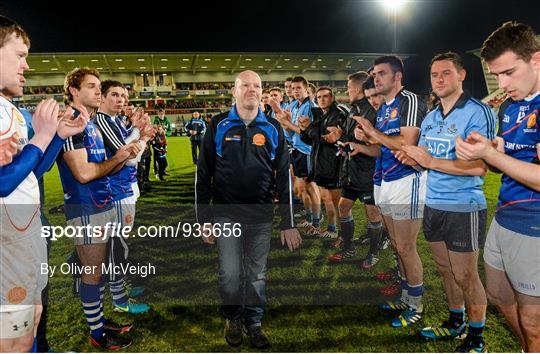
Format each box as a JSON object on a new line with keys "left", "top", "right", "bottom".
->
{"left": 58, "top": 68, "right": 140, "bottom": 350}
{"left": 456, "top": 22, "right": 540, "bottom": 352}
{"left": 275, "top": 76, "right": 322, "bottom": 234}
{"left": 355, "top": 56, "right": 428, "bottom": 327}
{"left": 94, "top": 80, "right": 151, "bottom": 315}
{"left": 397, "top": 52, "right": 496, "bottom": 352}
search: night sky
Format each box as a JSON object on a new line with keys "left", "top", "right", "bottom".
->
{"left": 2, "top": 0, "right": 539, "bottom": 97}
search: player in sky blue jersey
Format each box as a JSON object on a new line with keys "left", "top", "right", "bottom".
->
{"left": 456, "top": 22, "right": 540, "bottom": 352}
{"left": 397, "top": 52, "right": 496, "bottom": 352}
{"left": 274, "top": 76, "right": 322, "bottom": 234}
{"left": 58, "top": 68, "right": 139, "bottom": 350}
{"left": 355, "top": 56, "right": 428, "bottom": 328}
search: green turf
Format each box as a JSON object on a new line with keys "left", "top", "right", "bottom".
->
{"left": 42, "top": 136, "right": 520, "bottom": 352}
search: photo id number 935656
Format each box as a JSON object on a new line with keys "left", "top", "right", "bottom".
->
{"left": 186, "top": 223, "right": 242, "bottom": 238}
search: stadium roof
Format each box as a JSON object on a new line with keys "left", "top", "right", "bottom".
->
{"left": 26, "top": 52, "right": 412, "bottom": 76}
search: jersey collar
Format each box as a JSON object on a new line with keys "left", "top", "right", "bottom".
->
{"left": 437, "top": 91, "right": 470, "bottom": 119}
{"left": 228, "top": 105, "right": 267, "bottom": 124}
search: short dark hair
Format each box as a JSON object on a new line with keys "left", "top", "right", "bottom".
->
{"left": 262, "top": 89, "right": 270, "bottom": 94}
{"left": 431, "top": 51, "right": 465, "bottom": 71}
{"left": 374, "top": 55, "right": 404, "bottom": 74}
{"left": 481, "top": 21, "right": 540, "bottom": 62}
{"left": 0, "top": 15, "right": 30, "bottom": 49}
{"left": 348, "top": 71, "right": 370, "bottom": 86}
{"left": 64, "top": 67, "right": 100, "bottom": 104}
{"left": 316, "top": 86, "right": 333, "bottom": 96}
{"left": 291, "top": 76, "right": 308, "bottom": 88}
{"left": 362, "top": 76, "right": 376, "bottom": 91}
{"left": 269, "top": 87, "right": 282, "bottom": 94}
{"left": 101, "top": 80, "right": 124, "bottom": 96}
{"left": 285, "top": 76, "right": 294, "bottom": 82}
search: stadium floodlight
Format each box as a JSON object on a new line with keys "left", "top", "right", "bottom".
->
{"left": 382, "top": 0, "right": 405, "bottom": 12}
{"left": 380, "top": 0, "right": 405, "bottom": 53}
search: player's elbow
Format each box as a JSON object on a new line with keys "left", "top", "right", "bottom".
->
{"left": 74, "top": 170, "right": 94, "bottom": 184}
{"left": 530, "top": 179, "right": 540, "bottom": 193}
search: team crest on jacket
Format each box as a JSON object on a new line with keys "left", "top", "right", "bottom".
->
{"left": 252, "top": 133, "right": 266, "bottom": 146}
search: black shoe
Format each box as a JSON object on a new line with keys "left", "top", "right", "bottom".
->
{"left": 454, "top": 334, "right": 486, "bottom": 353}
{"left": 243, "top": 325, "right": 270, "bottom": 349}
{"left": 89, "top": 332, "right": 132, "bottom": 350}
{"left": 103, "top": 318, "right": 133, "bottom": 334}
{"left": 224, "top": 319, "right": 242, "bottom": 347}
{"left": 159, "top": 176, "right": 166, "bottom": 181}
{"left": 163, "top": 172, "right": 170, "bottom": 176}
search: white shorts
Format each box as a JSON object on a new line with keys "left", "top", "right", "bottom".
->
{"left": 379, "top": 171, "right": 426, "bottom": 220}
{"left": 114, "top": 196, "right": 137, "bottom": 229}
{"left": 67, "top": 208, "right": 116, "bottom": 246}
{"left": 484, "top": 218, "right": 540, "bottom": 296}
{"left": 0, "top": 305, "right": 35, "bottom": 339}
{"left": 1, "top": 217, "right": 45, "bottom": 338}
{"left": 131, "top": 181, "right": 140, "bottom": 200}
{"left": 374, "top": 184, "right": 381, "bottom": 206}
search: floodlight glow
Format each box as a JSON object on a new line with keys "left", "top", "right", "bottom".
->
{"left": 382, "top": 0, "right": 405, "bottom": 12}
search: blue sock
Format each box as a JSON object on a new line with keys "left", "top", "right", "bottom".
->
{"left": 407, "top": 283, "right": 424, "bottom": 311}
{"left": 327, "top": 224, "right": 336, "bottom": 232}
{"left": 80, "top": 282, "right": 104, "bottom": 340}
{"left": 31, "top": 337, "right": 37, "bottom": 352}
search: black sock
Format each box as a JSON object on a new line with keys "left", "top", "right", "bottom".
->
{"left": 340, "top": 216, "right": 354, "bottom": 251}
{"left": 367, "top": 222, "right": 382, "bottom": 256}
{"left": 468, "top": 321, "right": 485, "bottom": 339}
{"left": 448, "top": 308, "right": 465, "bottom": 327}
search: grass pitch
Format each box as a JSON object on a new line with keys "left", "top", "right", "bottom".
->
{"left": 41, "top": 136, "right": 520, "bottom": 352}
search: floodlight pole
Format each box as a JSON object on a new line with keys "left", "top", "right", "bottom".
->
{"left": 392, "top": 8, "right": 398, "bottom": 53}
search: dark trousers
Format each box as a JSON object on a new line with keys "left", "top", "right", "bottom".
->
{"left": 215, "top": 217, "right": 272, "bottom": 329}
{"left": 154, "top": 152, "right": 168, "bottom": 178}
{"left": 190, "top": 139, "right": 201, "bottom": 164}
{"left": 143, "top": 151, "right": 151, "bottom": 181}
